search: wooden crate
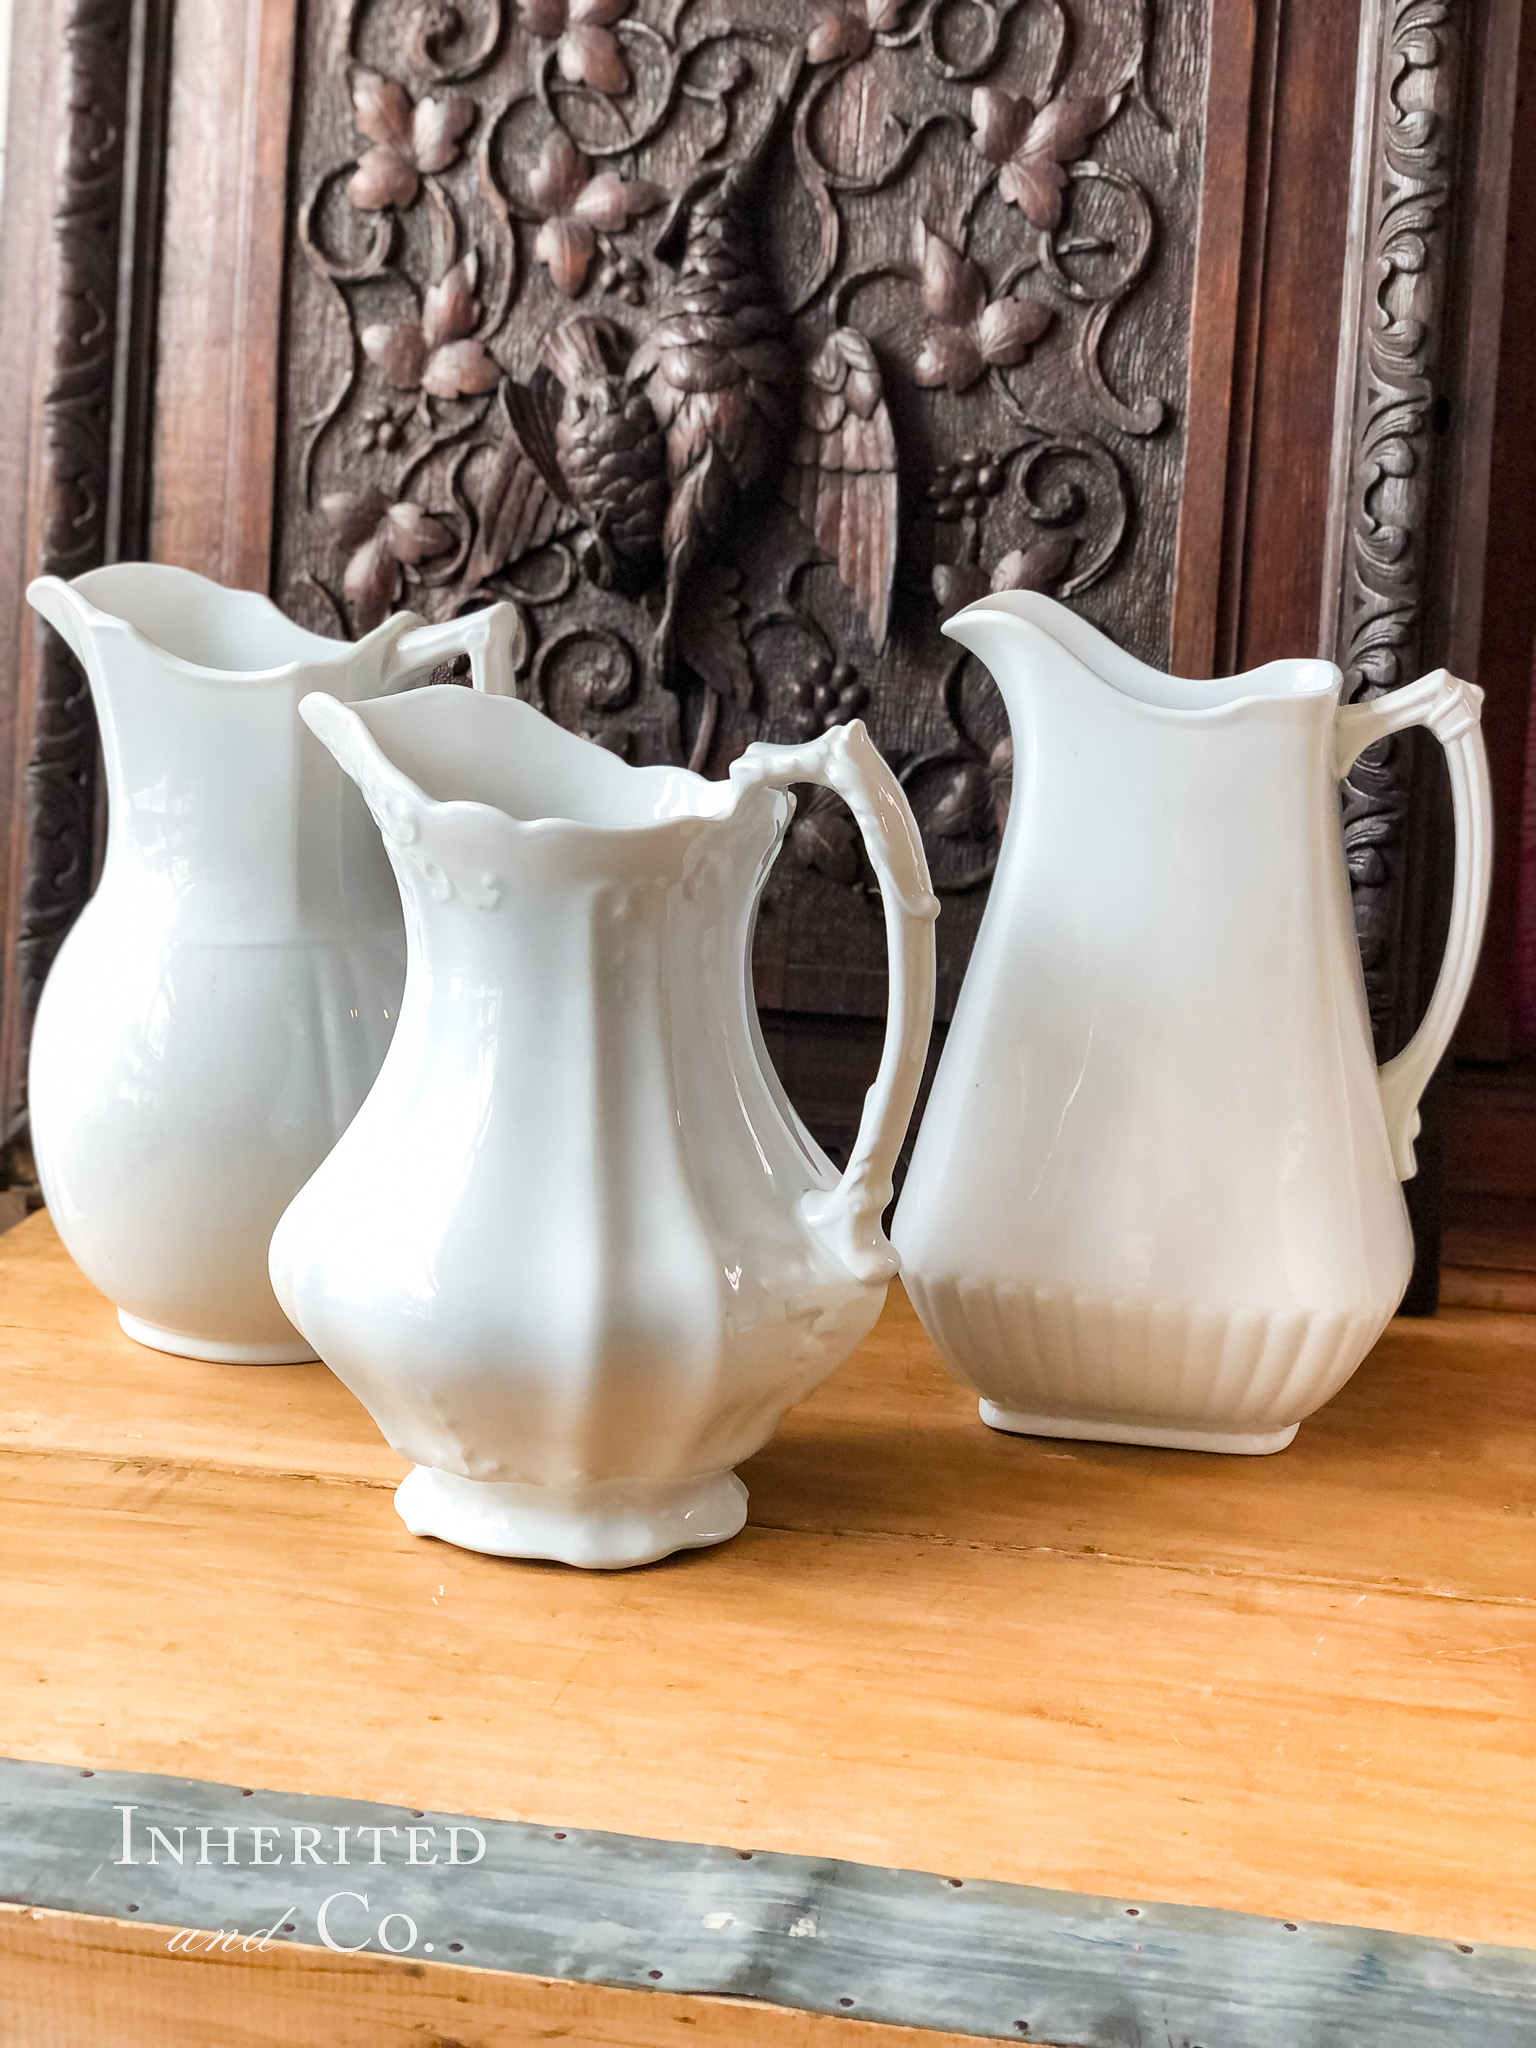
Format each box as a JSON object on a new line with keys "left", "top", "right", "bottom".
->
{"left": 2, "top": 1210, "right": 1534, "bottom": 2045}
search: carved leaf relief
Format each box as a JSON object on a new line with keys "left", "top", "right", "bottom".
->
{"left": 361, "top": 253, "right": 502, "bottom": 396}
{"left": 807, "top": 0, "right": 904, "bottom": 68}
{"left": 347, "top": 69, "right": 475, "bottom": 210}
{"left": 970, "top": 86, "right": 1119, "bottom": 230}
{"left": 322, "top": 490, "right": 456, "bottom": 631}
{"left": 519, "top": 0, "right": 633, "bottom": 95}
{"left": 527, "top": 130, "right": 664, "bottom": 296}
{"left": 912, "top": 223, "right": 1052, "bottom": 393}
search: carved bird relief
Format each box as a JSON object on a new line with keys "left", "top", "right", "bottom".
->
{"left": 497, "top": 47, "right": 898, "bottom": 773}
{"left": 627, "top": 55, "right": 803, "bottom": 702}
{"left": 504, "top": 317, "right": 665, "bottom": 595}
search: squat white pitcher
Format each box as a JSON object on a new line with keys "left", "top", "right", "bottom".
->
{"left": 269, "top": 688, "right": 936, "bottom": 1566}
{"left": 892, "top": 592, "right": 1492, "bottom": 1454}
{"left": 26, "top": 565, "right": 520, "bottom": 1362}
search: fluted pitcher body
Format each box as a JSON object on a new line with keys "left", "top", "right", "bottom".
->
{"left": 892, "top": 593, "right": 1492, "bottom": 1453}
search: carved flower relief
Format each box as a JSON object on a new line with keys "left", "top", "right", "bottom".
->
{"left": 529, "top": 129, "right": 663, "bottom": 296}
{"left": 969, "top": 88, "right": 1118, "bottom": 231}
{"left": 361, "top": 254, "right": 501, "bottom": 399}
{"left": 808, "top": 0, "right": 903, "bottom": 65}
{"left": 913, "top": 226, "right": 1051, "bottom": 393}
{"left": 518, "top": 0, "right": 632, "bottom": 96}
{"left": 346, "top": 69, "right": 475, "bottom": 211}
{"left": 321, "top": 490, "right": 455, "bottom": 633}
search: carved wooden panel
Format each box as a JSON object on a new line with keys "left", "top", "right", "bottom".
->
{"left": 275, "top": 0, "right": 1207, "bottom": 1013}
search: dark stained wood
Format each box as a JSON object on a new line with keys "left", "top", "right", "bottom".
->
{"left": 0, "top": 0, "right": 174, "bottom": 1159}
{"left": 0, "top": 0, "right": 66, "bottom": 1155}
{"left": 149, "top": 0, "right": 300, "bottom": 588}
{"left": 1455, "top": 11, "right": 1536, "bottom": 1059}
{"left": 1322, "top": 0, "right": 1523, "bottom": 1306}
{"left": 757, "top": 1007, "right": 947, "bottom": 1181}
{"left": 1226, "top": 0, "right": 1359, "bottom": 675}
{"left": 1169, "top": 0, "right": 1264, "bottom": 680}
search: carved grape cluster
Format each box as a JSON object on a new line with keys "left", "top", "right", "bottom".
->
{"left": 927, "top": 450, "right": 1008, "bottom": 524}
{"left": 787, "top": 655, "right": 869, "bottom": 741}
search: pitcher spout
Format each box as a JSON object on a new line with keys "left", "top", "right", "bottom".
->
{"left": 939, "top": 590, "right": 1132, "bottom": 723}
{"left": 939, "top": 600, "right": 1027, "bottom": 688}
{"left": 940, "top": 589, "right": 1159, "bottom": 710}
{"left": 943, "top": 588, "right": 1342, "bottom": 717}
{"left": 26, "top": 574, "right": 106, "bottom": 671}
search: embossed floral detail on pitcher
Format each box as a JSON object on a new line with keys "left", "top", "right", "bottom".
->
{"left": 518, "top": 0, "right": 632, "bottom": 95}
{"left": 529, "top": 129, "right": 664, "bottom": 296}
{"left": 968, "top": 87, "right": 1119, "bottom": 231}
{"left": 346, "top": 69, "right": 475, "bottom": 212}
{"left": 807, "top": 0, "right": 903, "bottom": 66}
{"left": 321, "top": 490, "right": 455, "bottom": 634}
{"left": 913, "top": 225, "right": 1051, "bottom": 393}
{"left": 361, "top": 254, "right": 502, "bottom": 400}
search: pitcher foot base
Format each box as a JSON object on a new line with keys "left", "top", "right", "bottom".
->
{"left": 118, "top": 1309, "right": 317, "bottom": 1365}
{"left": 395, "top": 1466, "right": 750, "bottom": 1568}
{"left": 979, "top": 1399, "right": 1299, "bottom": 1456}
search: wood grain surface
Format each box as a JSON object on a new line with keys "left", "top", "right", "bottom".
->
{"left": 2, "top": 1208, "right": 1534, "bottom": 1969}
{"left": 0, "top": 1905, "right": 993, "bottom": 2048}
{"left": 149, "top": 0, "right": 297, "bottom": 591}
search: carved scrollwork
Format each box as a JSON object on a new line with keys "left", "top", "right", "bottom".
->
{"left": 531, "top": 622, "right": 638, "bottom": 725}
{"left": 407, "top": 0, "right": 503, "bottom": 81}
{"left": 1328, "top": 0, "right": 1465, "bottom": 1050}
{"left": 279, "top": 0, "right": 1200, "bottom": 1002}
{"left": 12, "top": 0, "right": 138, "bottom": 1137}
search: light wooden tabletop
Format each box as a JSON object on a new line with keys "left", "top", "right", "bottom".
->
{"left": 2, "top": 1206, "right": 1533, "bottom": 1963}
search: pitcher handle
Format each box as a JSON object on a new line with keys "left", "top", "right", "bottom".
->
{"left": 730, "top": 721, "right": 939, "bottom": 1282}
{"left": 380, "top": 604, "right": 522, "bottom": 697}
{"left": 1333, "top": 670, "right": 1493, "bottom": 1179}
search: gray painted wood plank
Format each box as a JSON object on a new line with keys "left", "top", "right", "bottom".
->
{"left": 2, "top": 1757, "right": 1532, "bottom": 2044}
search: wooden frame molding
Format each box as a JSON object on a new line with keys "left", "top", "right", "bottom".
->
{"left": 0, "top": 0, "right": 172, "bottom": 1150}
{"left": 148, "top": 0, "right": 299, "bottom": 588}
{"left": 1323, "top": 0, "right": 1470, "bottom": 1052}
{"left": 1169, "top": 0, "right": 1275, "bottom": 681}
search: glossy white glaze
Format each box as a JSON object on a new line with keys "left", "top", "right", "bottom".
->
{"left": 25, "top": 565, "right": 520, "bottom": 1362}
{"left": 270, "top": 689, "right": 937, "bottom": 1566}
{"left": 892, "top": 592, "right": 1492, "bottom": 1453}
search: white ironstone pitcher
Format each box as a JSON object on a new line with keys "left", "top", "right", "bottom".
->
{"left": 26, "top": 564, "right": 520, "bottom": 1362}
{"left": 892, "top": 591, "right": 1492, "bottom": 1454}
{"left": 269, "top": 687, "right": 937, "bottom": 1567}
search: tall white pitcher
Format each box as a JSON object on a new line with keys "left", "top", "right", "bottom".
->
{"left": 892, "top": 592, "right": 1492, "bottom": 1453}
{"left": 270, "top": 687, "right": 936, "bottom": 1565}
{"left": 26, "top": 564, "right": 520, "bottom": 1362}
